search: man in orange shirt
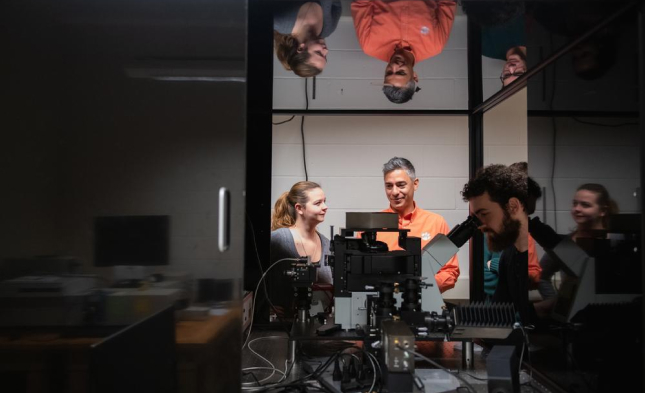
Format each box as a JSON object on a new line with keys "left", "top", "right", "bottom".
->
{"left": 351, "top": 0, "right": 457, "bottom": 103}
{"left": 377, "top": 157, "right": 460, "bottom": 293}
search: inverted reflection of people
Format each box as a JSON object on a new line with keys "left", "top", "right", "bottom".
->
{"left": 483, "top": 162, "right": 541, "bottom": 300}
{"left": 462, "top": 164, "right": 534, "bottom": 324}
{"left": 530, "top": 2, "right": 617, "bottom": 80}
{"left": 351, "top": 0, "right": 456, "bottom": 103}
{"left": 500, "top": 46, "right": 527, "bottom": 87}
{"left": 269, "top": 181, "right": 333, "bottom": 318}
{"left": 273, "top": 1, "right": 341, "bottom": 77}
{"left": 534, "top": 183, "right": 618, "bottom": 315}
{"left": 461, "top": 1, "right": 525, "bottom": 62}
{"left": 375, "top": 157, "right": 460, "bottom": 293}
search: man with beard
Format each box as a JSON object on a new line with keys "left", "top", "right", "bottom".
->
{"left": 462, "top": 164, "right": 534, "bottom": 325}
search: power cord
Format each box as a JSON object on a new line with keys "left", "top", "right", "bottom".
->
{"left": 272, "top": 116, "right": 295, "bottom": 126}
{"left": 301, "top": 78, "right": 309, "bottom": 181}
{"left": 548, "top": 33, "right": 558, "bottom": 232}
{"left": 242, "top": 257, "right": 302, "bottom": 349}
{"left": 571, "top": 117, "right": 638, "bottom": 127}
{"left": 245, "top": 210, "right": 291, "bottom": 334}
{"left": 242, "top": 336, "right": 290, "bottom": 389}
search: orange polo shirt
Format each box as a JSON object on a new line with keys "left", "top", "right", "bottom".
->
{"left": 351, "top": 0, "right": 456, "bottom": 63}
{"left": 376, "top": 204, "right": 459, "bottom": 293}
{"left": 528, "top": 235, "right": 541, "bottom": 287}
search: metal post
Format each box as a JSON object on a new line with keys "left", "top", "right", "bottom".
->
{"left": 639, "top": 3, "right": 645, "bottom": 390}
{"left": 288, "top": 339, "right": 297, "bottom": 365}
{"left": 467, "top": 10, "right": 485, "bottom": 303}
{"left": 462, "top": 341, "right": 474, "bottom": 369}
{"left": 244, "top": 0, "right": 273, "bottom": 310}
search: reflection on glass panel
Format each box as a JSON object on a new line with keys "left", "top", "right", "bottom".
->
{"left": 1, "top": 0, "right": 246, "bottom": 391}
{"left": 273, "top": 1, "right": 341, "bottom": 77}
{"left": 527, "top": 1, "right": 638, "bottom": 113}
{"left": 525, "top": 3, "right": 641, "bottom": 391}
{"left": 462, "top": 0, "right": 528, "bottom": 100}
{"left": 273, "top": 0, "right": 467, "bottom": 109}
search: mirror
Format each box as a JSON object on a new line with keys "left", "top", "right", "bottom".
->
{"left": 272, "top": 0, "right": 469, "bottom": 109}
{"left": 525, "top": 2, "right": 641, "bottom": 390}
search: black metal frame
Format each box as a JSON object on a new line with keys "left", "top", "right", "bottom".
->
{"left": 255, "top": 1, "right": 644, "bottom": 308}
{"left": 245, "top": 0, "right": 274, "bottom": 292}
{"left": 467, "top": 14, "right": 485, "bottom": 303}
{"left": 527, "top": 110, "right": 639, "bottom": 118}
{"left": 272, "top": 109, "right": 469, "bottom": 116}
{"left": 639, "top": 3, "right": 645, "bottom": 389}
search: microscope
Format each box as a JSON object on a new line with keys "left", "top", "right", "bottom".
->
{"left": 284, "top": 212, "right": 518, "bottom": 393}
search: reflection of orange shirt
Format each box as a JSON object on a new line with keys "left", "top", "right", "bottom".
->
{"left": 376, "top": 204, "right": 459, "bottom": 293}
{"left": 528, "top": 235, "right": 541, "bottom": 288}
{"left": 351, "top": 0, "right": 456, "bottom": 63}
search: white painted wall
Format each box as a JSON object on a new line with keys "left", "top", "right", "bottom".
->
{"left": 484, "top": 87, "right": 529, "bottom": 165}
{"left": 272, "top": 115, "right": 473, "bottom": 298}
{"left": 271, "top": 89, "right": 533, "bottom": 300}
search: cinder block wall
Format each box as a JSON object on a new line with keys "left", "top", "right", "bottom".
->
{"left": 272, "top": 115, "right": 472, "bottom": 298}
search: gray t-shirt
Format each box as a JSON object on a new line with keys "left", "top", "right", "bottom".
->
{"left": 267, "top": 227, "right": 332, "bottom": 318}
{"left": 270, "top": 227, "right": 332, "bottom": 284}
{"left": 273, "top": 0, "right": 342, "bottom": 38}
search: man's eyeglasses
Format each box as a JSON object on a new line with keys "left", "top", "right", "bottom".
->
{"left": 500, "top": 70, "right": 526, "bottom": 84}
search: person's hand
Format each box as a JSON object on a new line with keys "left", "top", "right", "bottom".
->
{"left": 487, "top": 260, "right": 492, "bottom": 270}
{"left": 529, "top": 217, "right": 561, "bottom": 250}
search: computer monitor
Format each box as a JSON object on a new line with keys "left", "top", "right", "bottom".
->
{"left": 94, "top": 215, "right": 169, "bottom": 267}
{"left": 90, "top": 306, "right": 176, "bottom": 393}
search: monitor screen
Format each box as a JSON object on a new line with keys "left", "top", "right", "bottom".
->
{"left": 90, "top": 306, "right": 176, "bottom": 393}
{"left": 94, "top": 215, "right": 169, "bottom": 267}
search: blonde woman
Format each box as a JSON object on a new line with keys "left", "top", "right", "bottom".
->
{"left": 269, "top": 181, "right": 332, "bottom": 318}
{"left": 273, "top": 1, "right": 341, "bottom": 77}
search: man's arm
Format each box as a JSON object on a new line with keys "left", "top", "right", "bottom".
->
{"left": 434, "top": 218, "right": 459, "bottom": 293}
{"left": 434, "top": 1, "right": 457, "bottom": 52}
{"left": 351, "top": 1, "right": 375, "bottom": 55}
{"left": 528, "top": 234, "right": 542, "bottom": 289}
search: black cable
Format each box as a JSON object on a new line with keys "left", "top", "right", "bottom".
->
{"left": 244, "top": 210, "right": 291, "bottom": 335}
{"left": 571, "top": 117, "right": 638, "bottom": 127}
{"left": 259, "top": 345, "right": 380, "bottom": 393}
{"left": 272, "top": 116, "right": 295, "bottom": 126}
{"left": 549, "top": 33, "right": 558, "bottom": 232}
{"left": 301, "top": 78, "right": 309, "bottom": 181}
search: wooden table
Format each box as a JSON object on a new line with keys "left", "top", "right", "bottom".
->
{"left": 0, "top": 310, "right": 241, "bottom": 393}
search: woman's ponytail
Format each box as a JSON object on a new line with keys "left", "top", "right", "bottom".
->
{"left": 271, "top": 181, "right": 322, "bottom": 230}
{"left": 272, "top": 191, "right": 295, "bottom": 230}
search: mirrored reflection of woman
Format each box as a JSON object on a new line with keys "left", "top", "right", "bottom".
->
{"left": 269, "top": 181, "right": 332, "bottom": 318}
{"left": 273, "top": 1, "right": 341, "bottom": 77}
{"left": 536, "top": 183, "right": 619, "bottom": 315}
